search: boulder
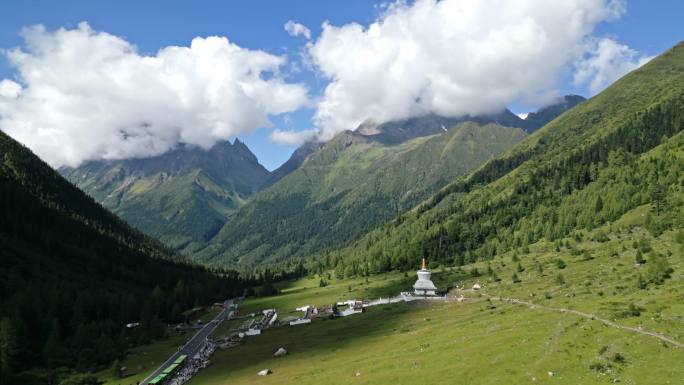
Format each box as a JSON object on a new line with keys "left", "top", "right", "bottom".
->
{"left": 257, "top": 369, "right": 272, "bottom": 376}
{"left": 274, "top": 347, "right": 288, "bottom": 357}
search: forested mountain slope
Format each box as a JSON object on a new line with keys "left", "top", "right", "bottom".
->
{"left": 198, "top": 122, "right": 526, "bottom": 267}
{"left": 0, "top": 131, "right": 245, "bottom": 383}
{"left": 520, "top": 94, "right": 586, "bottom": 133}
{"left": 263, "top": 96, "right": 583, "bottom": 187}
{"left": 62, "top": 139, "right": 270, "bottom": 253}
{"left": 328, "top": 41, "right": 684, "bottom": 274}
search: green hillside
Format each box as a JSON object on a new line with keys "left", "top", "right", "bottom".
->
{"left": 0, "top": 131, "right": 246, "bottom": 384}
{"left": 326, "top": 41, "right": 684, "bottom": 274}
{"left": 62, "top": 139, "right": 270, "bottom": 253}
{"left": 198, "top": 122, "right": 526, "bottom": 268}
{"left": 185, "top": 214, "right": 683, "bottom": 385}
{"left": 520, "top": 94, "right": 586, "bottom": 133}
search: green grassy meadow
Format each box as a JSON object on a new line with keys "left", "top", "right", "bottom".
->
{"left": 99, "top": 208, "right": 683, "bottom": 385}
{"left": 186, "top": 216, "right": 683, "bottom": 384}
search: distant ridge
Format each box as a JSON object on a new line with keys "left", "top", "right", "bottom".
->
{"left": 198, "top": 121, "right": 527, "bottom": 267}
{"left": 267, "top": 95, "right": 585, "bottom": 185}
{"left": 62, "top": 138, "right": 270, "bottom": 253}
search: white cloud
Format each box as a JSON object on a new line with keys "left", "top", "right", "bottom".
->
{"left": 269, "top": 128, "right": 318, "bottom": 146}
{"left": 573, "top": 37, "right": 653, "bottom": 94}
{"left": 284, "top": 20, "right": 311, "bottom": 40}
{"left": 308, "top": 0, "right": 630, "bottom": 138}
{"left": 516, "top": 113, "right": 529, "bottom": 120}
{"left": 0, "top": 79, "right": 22, "bottom": 99}
{"left": 0, "top": 22, "right": 308, "bottom": 167}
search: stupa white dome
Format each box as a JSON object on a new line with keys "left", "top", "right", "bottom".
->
{"left": 413, "top": 258, "right": 437, "bottom": 296}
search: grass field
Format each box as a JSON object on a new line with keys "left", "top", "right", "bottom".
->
{"left": 97, "top": 209, "right": 684, "bottom": 385}
{"left": 186, "top": 217, "right": 683, "bottom": 385}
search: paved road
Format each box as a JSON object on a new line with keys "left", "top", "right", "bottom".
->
{"left": 140, "top": 299, "right": 235, "bottom": 385}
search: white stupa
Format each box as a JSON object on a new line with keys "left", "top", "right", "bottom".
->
{"left": 413, "top": 258, "right": 437, "bottom": 296}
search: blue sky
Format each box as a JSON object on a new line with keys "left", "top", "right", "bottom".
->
{"left": 0, "top": 1, "right": 682, "bottom": 170}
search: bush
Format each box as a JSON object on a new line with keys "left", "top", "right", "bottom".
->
{"left": 637, "top": 239, "right": 652, "bottom": 253}
{"left": 615, "top": 303, "right": 643, "bottom": 318}
{"left": 627, "top": 303, "right": 642, "bottom": 317}
{"left": 511, "top": 273, "right": 521, "bottom": 283}
{"left": 646, "top": 253, "right": 673, "bottom": 285}
{"left": 675, "top": 229, "right": 684, "bottom": 245}
{"left": 593, "top": 231, "right": 610, "bottom": 242}
{"left": 636, "top": 274, "right": 646, "bottom": 289}
{"left": 555, "top": 273, "right": 565, "bottom": 285}
{"left": 490, "top": 271, "right": 501, "bottom": 282}
{"left": 611, "top": 352, "right": 626, "bottom": 364}
{"left": 516, "top": 263, "right": 524, "bottom": 272}
{"left": 635, "top": 250, "right": 645, "bottom": 264}
{"left": 555, "top": 259, "right": 567, "bottom": 269}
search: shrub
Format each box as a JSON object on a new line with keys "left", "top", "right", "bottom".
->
{"left": 675, "top": 229, "right": 684, "bottom": 245}
{"left": 646, "top": 253, "right": 673, "bottom": 284}
{"left": 616, "top": 302, "right": 643, "bottom": 318}
{"left": 638, "top": 239, "right": 652, "bottom": 253}
{"left": 555, "top": 259, "right": 567, "bottom": 269}
{"left": 555, "top": 273, "right": 565, "bottom": 286}
{"left": 636, "top": 274, "right": 646, "bottom": 289}
{"left": 511, "top": 273, "right": 521, "bottom": 283}
{"left": 635, "top": 250, "right": 645, "bottom": 264}
{"left": 593, "top": 231, "right": 610, "bottom": 242}
{"left": 611, "top": 352, "right": 626, "bottom": 364}
{"left": 627, "top": 303, "right": 642, "bottom": 317}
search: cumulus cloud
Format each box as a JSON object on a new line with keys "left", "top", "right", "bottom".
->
{"left": 0, "top": 79, "right": 22, "bottom": 99}
{"left": 284, "top": 20, "right": 311, "bottom": 40}
{"left": 0, "top": 22, "right": 308, "bottom": 167}
{"left": 308, "top": 0, "right": 630, "bottom": 138}
{"left": 269, "top": 128, "right": 318, "bottom": 146}
{"left": 574, "top": 37, "right": 653, "bottom": 94}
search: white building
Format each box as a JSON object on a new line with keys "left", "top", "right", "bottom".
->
{"left": 413, "top": 258, "right": 437, "bottom": 296}
{"left": 289, "top": 318, "right": 312, "bottom": 326}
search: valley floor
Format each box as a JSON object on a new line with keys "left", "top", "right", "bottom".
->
{"left": 184, "top": 219, "right": 682, "bottom": 385}
{"left": 103, "top": 209, "right": 683, "bottom": 385}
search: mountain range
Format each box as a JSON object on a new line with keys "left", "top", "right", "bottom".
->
{"left": 1, "top": 32, "right": 682, "bottom": 385}
{"left": 198, "top": 121, "right": 526, "bottom": 267}
{"left": 329, "top": 41, "right": 684, "bottom": 273}
{"left": 61, "top": 138, "right": 270, "bottom": 253}
{"left": 64, "top": 95, "right": 584, "bottom": 265}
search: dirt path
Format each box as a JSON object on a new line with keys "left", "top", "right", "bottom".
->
{"left": 481, "top": 294, "right": 683, "bottom": 348}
